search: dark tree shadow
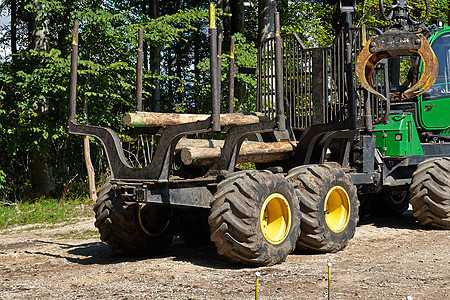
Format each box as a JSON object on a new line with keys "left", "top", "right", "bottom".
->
{"left": 26, "top": 241, "right": 144, "bottom": 265}
{"left": 26, "top": 238, "right": 248, "bottom": 269}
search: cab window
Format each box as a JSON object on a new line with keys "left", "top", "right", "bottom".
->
{"left": 423, "top": 32, "right": 450, "bottom": 101}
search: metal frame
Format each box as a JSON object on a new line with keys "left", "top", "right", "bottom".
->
{"left": 67, "top": 15, "right": 282, "bottom": 185}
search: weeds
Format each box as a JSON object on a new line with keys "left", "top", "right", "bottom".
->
{"left": 0, "top": 198, "right": 93, "bottom": 229}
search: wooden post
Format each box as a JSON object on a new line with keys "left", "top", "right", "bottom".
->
{"left": 209, "top": 2, "right": 221, "bottom": 131}
{"left": 274, "top": 12, "right": 285, "bottom": 131}
{"left": 218, "top": 21, "right": 223, "bottom": 104}
{"left": 136, "top": 28, "right": 143, "bottom": 111}
{"left": 228, "top": 38, "right": 236, "bottom": 113}
{"left": 69, "top": 21, "right": 78, "bottom": 122}
{"left": 83, "top": 94, "right": 97, "bottom": 203}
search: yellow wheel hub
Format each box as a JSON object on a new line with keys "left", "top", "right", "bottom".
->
{"left": 138, "top": 204, "right": 171, "bottom": 237}
{"left": 260, "top": 193, "right": 291, "bottom": 245}
{"left": 389, "top": 190, "right": 407, "bottom": 204}
{"left": 324, "top": 186, "right": 351, "bottom": 233}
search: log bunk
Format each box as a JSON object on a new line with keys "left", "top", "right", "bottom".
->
{"left": 123, "top": 112, "right": 297, "bottom": 166}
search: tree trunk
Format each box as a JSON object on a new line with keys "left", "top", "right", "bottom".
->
{"left": 31, "top": 1, "right": 50, "bottom": 52}
{"left": 193, "top": 2, "right": 200, "bottom": 111}
{"left": 258, "top": 0, "right": 277, "bottom": 45}
{"left": 30, "top": 0, "right": 54, "bottom": 196}
{"left": 142, "top": 0, "right": 149, "bottom": 72}
{"left": 150, "top": 0, "right": 161, "bottom": 112}
{"left": 83, "top": 136, "right": 97, "bottom": 202}
{"left": 27, "top": 7, "right": 33, "bottom": 49}
{"left": 30, "top": 150, "right": 55, "bottom": 194}
{"left": 221, "top": 0, "right": 231, "bottom": 49}
{"left": 11, "top": 0, "right": 17, "bottom": 55}
{"left": 230, "top": 0, "right": 244, "bottom": 35}
{"left": 83, "top": 94, "right": 97, "bottom": 203}
{"left": 167, "top": 48, "right": 174, "bottom": 107}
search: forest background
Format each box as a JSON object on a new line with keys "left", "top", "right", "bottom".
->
{"left": 0, "top": 0, "right": 448, "bottom": 202}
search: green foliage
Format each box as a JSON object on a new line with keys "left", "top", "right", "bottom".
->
{"left": 355, "top": 0, "right": 389, "bottom": 28}
{"left": 279, "top": 1, "right": 334, "bottom": 46}
{"left": 0, "top": 198, "right": 92, "bottom": 229}
{"left": 428, "top": 0, "right": 449, "bottom": 25}
{"left": 0, "top": 1, "right": 212, "bottom": 201}
{"left": 0, "top": 170, "right": 6, "bottom": 190}
{"left": 236, "top": 162, "right": 255, "bottom": 170}
{"left": 355, "top": 0, "right": 449, "bottom": 28}
{"left": 232, "top": 33, "right": 258, "bottom": 112}
{"left": 196, "top": 32, "right": 258, "bottom": 113}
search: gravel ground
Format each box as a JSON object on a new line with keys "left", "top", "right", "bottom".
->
{"left": 0, "top": 211, "right": 449, "bottom": 299}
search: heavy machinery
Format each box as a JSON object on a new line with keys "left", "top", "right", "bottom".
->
{"left": 68, "top": 0, "right": 449, "bottom": 266}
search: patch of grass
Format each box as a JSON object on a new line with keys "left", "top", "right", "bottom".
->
{"left": 52, "top": 229, "right": 99, "bottom": 240}
{"left": 236, "top": 162, "right": 255, "bottom": 170}
{"left": 0, "top": 198, "right": 93, "bottom": 229}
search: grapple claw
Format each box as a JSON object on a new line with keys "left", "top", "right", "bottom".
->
{"left": 356, "top": 30, "right": 438, "bottom": 101}
{"left": 402, "top": 35, "right": 439, "bottom": 100}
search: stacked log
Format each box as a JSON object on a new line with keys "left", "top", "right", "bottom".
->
{"left": 178, "top": 139, "right": 298, "bottom": 165}
{"left": 175, "top": 138, "right": 261, "bottom": 150}
{"left": 123, "top": 112, "right": 259, "bottom": 127}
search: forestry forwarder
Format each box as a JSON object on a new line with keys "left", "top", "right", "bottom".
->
{"left": 68, "top": 0, "right": 449, "bottom": 266}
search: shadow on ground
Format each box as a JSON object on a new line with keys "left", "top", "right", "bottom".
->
{"left": 358, "top": 209, "right": 424, "bottom": 230}
{"left": 25, "top": 241, "right": 143, "bottom": 265}
{"left": 26, "top": 210, "right": 433, "bottom": 269}
{"left": 26, "top": 238, "right": 238, "bottom": 269}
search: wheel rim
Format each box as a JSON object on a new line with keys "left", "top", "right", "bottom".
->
{"left": 260, "top": 193, "right": 292, "bottom": 245}
{"left": 389, "top": 190, "right": 408, "bottom": 204}
{"left": 324, "top": 186, "right": 351, "bottom": 233}
{"left": 138, "top": 204, "right": 171, "bottom": 237}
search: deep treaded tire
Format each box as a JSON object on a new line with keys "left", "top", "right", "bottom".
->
{"left": 93, "top": 182, "right": 175, "bottom": 254}
{"left": 208, "top": 171, "right": 300, "bottom": 266}
{"left": 287, "top": 164, "right": 359, "bottom": 253}
{"left": 409, "top": 157, "right": 450, "bottom": 229}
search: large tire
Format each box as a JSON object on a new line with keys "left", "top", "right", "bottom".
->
{"left": 93, "top": 182, "right": 175, "bottom": 254}
{"left": 287, "top": 164, "right": 359, "bottom": 253}
{"left": 208, "top": 171, "right": 300, "bottom": 266}
{"left": 409, "top": 157, "right": 450, "bottom": 229}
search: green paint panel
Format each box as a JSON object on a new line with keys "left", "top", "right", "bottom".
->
{"left": 373, "top": 114, "right": 423, "bottom": 156}
{"left": 418, "top": 26, "right": 450, "bottom": 130}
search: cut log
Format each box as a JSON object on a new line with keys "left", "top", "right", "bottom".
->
{"left": 175, "top": 138, "right": 261, "bottom": 150}
{"left": 123, "top": 112, "right": 259, "bottom": 127}
{"left": 180, "top": 141, "right": 297, "bottom": 165}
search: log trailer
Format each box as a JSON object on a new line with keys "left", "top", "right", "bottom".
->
{"left": 68, "top": 0, "right": 450, "bottom": 266}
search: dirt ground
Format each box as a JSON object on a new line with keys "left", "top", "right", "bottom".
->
{"left": 0, "top": 210, "right": 449, "bottom": 300}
